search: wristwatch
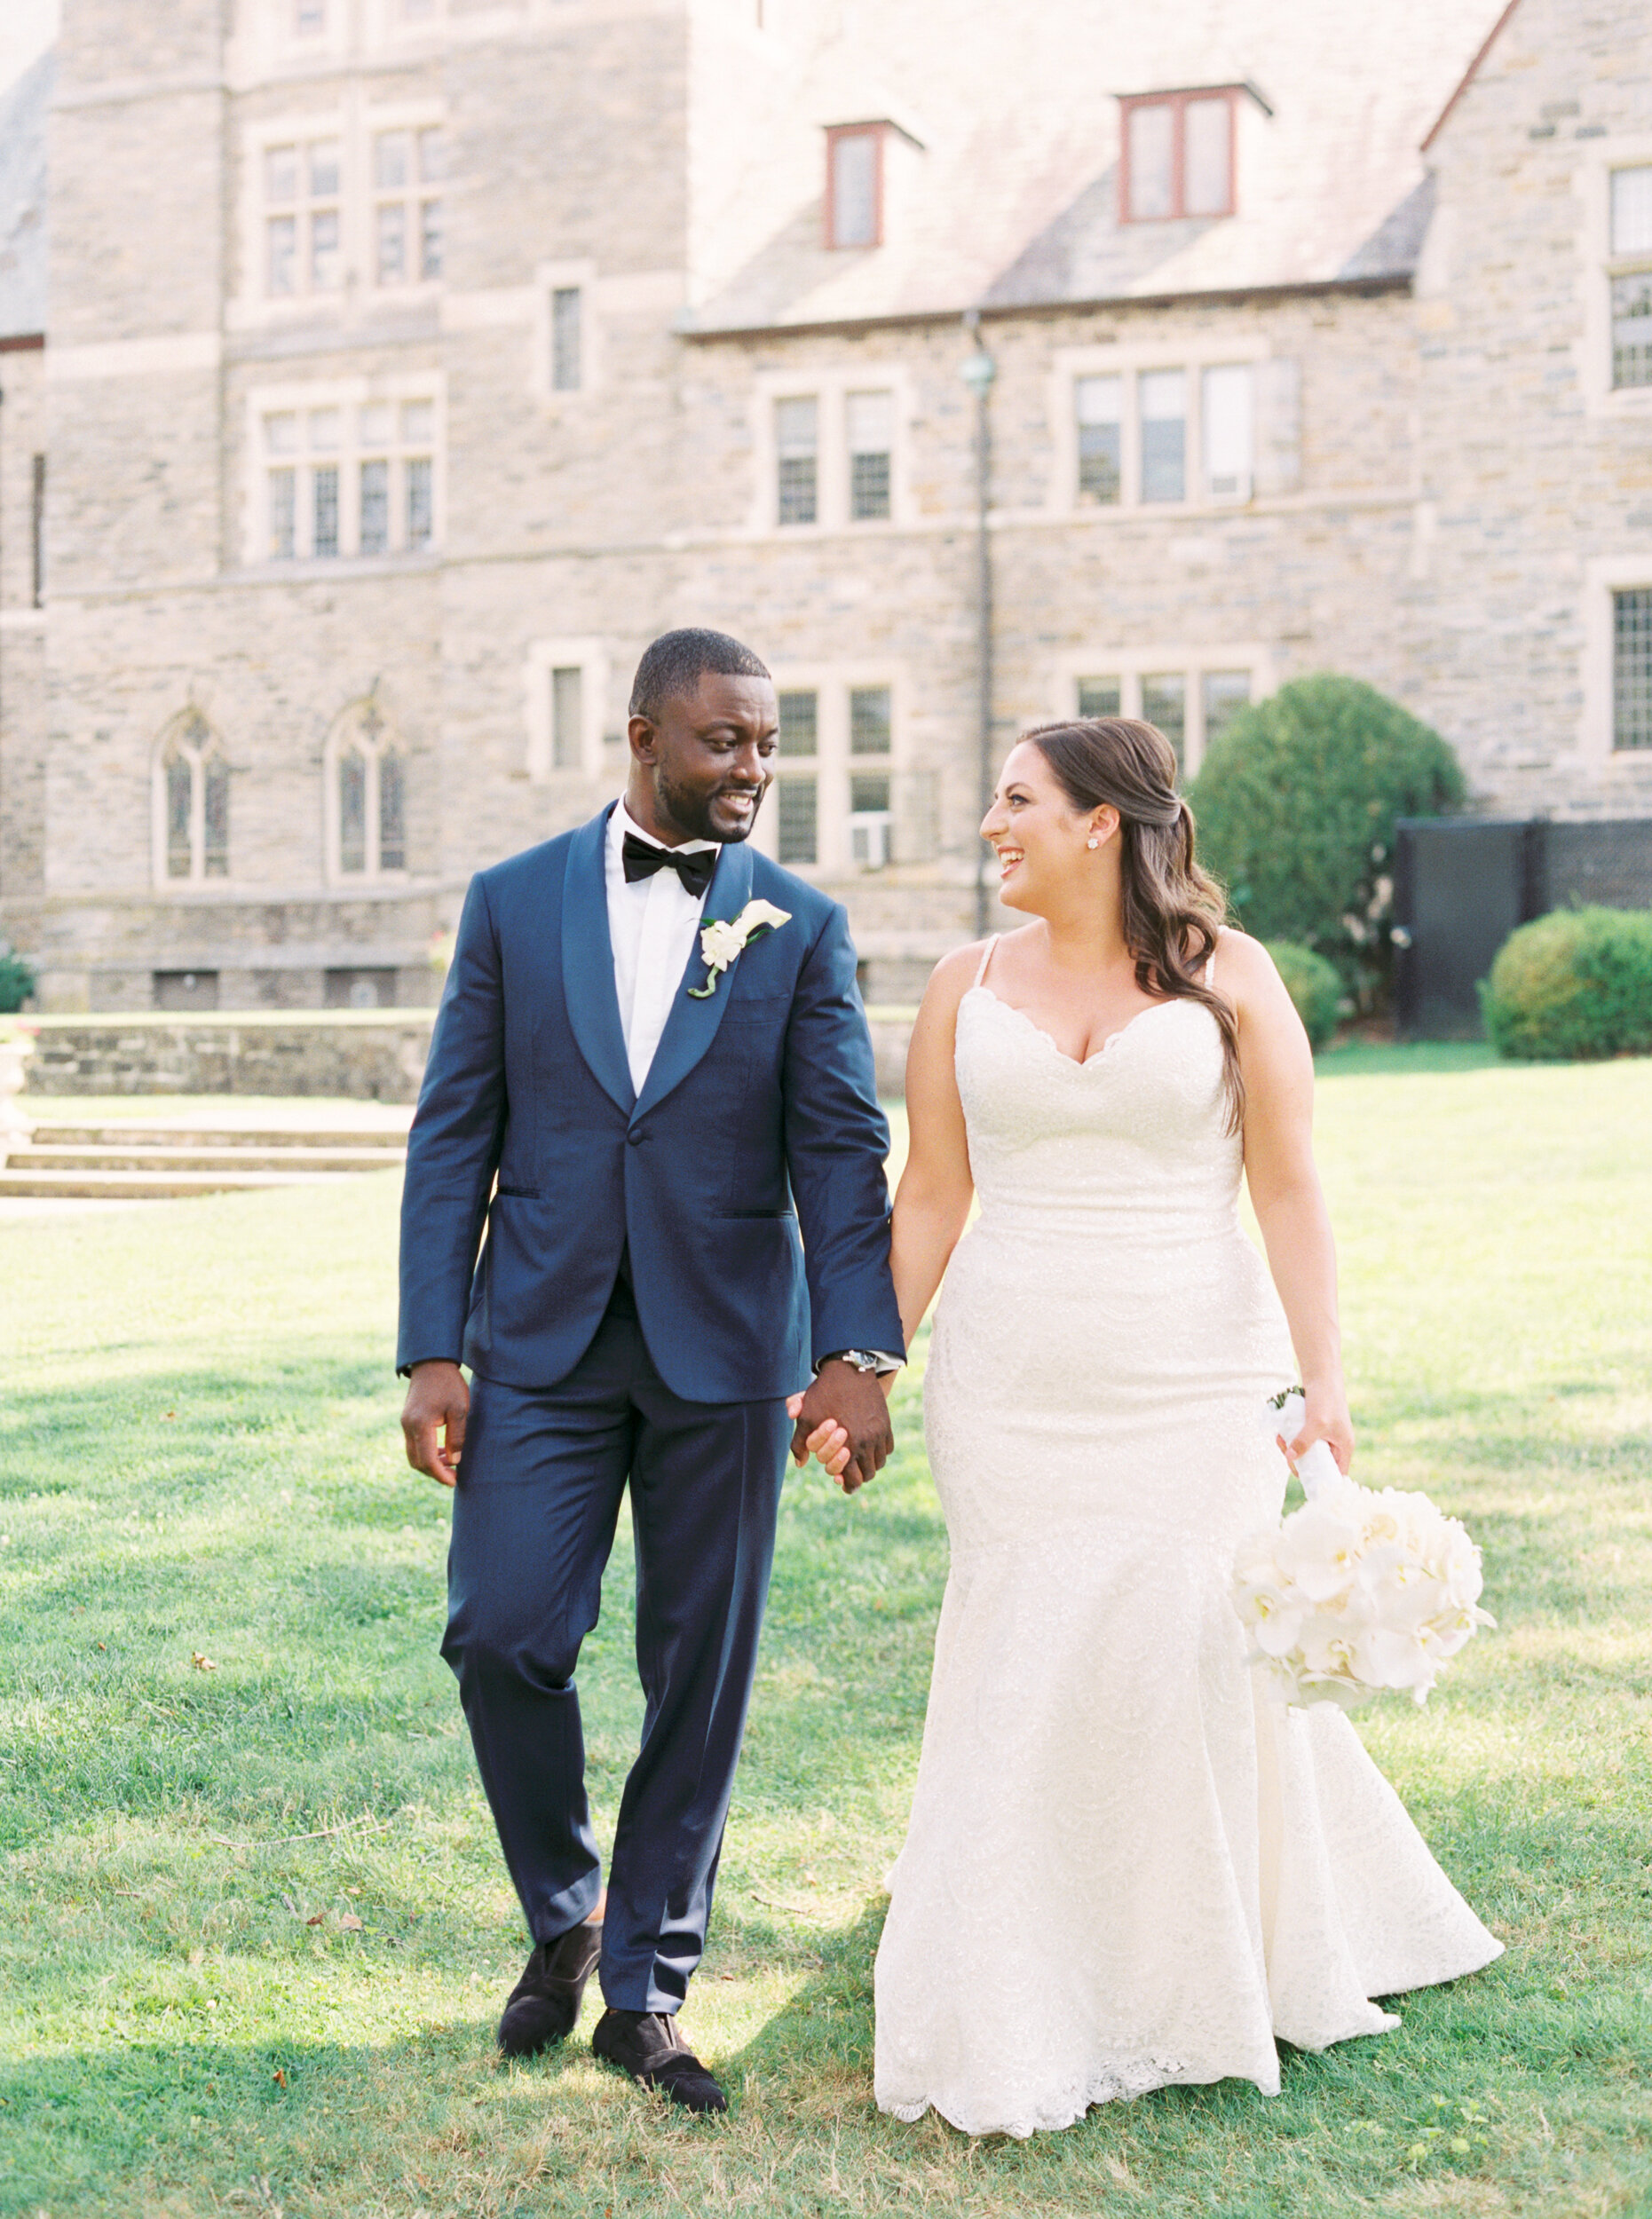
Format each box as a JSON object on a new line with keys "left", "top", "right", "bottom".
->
{"left": 817, "top": 1348, "right": 903, "bottom": 1378}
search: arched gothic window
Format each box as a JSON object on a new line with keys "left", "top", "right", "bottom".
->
{"left": 154, "top": 710, "right": 230, "bottom": 882}
{"left": 327, "top": 697, "right": 407, "bottom": 879}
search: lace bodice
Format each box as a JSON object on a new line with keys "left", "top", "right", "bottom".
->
{"left": 957, "top": 985, "right": 1243, "bottom": 1231}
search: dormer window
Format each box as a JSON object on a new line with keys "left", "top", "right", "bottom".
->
{"left": 826, "top": 125, "right": 883, "bottom": 249}
{"left": 1119, "top": 89, "right": 1239, "bottom": 223}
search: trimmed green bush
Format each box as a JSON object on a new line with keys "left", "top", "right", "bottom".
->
{"left": 0, "top": 943, "right": 36, "bottom": 1015}
{"left": 1189, "top": 673, "right": 1466, "bottom": 1013}
{"left": 1265, "top": 939, "right": 1343, "bottom": 1052}
{"left": 1481, "top": 907, "right": 1652, "bottom": 1062}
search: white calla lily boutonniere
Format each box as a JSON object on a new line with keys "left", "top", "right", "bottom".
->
{"left": 687, "top": 898, "right": 791, "bottom": 999}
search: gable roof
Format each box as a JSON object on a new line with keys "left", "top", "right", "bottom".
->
{"left": 1420, "top": 0, "right": 1524, "bottom": 152}
{"left": 683, "top": 0, "right": 1509, "bottom": 336}
{"left": 0, "top": 45, "right": 51, "bottom": 343}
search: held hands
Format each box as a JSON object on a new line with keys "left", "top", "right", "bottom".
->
{"left": 401, "top": 1359, "right": 469, "bottom": 1488}
{"left": 787, "top": 1360, "right": 896, "bottom": 1494}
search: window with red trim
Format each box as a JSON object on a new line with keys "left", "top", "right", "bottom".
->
{"left": 826, "top": 125, "right": 884, "bottom": 249}
{"left": 1118, "top": 90, "right": 1237, "bottom": 223}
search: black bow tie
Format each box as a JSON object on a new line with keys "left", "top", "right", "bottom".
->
{"left": 621, "top": 832, "right": 717, "bottom": 898}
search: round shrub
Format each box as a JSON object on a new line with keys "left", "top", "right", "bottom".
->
{"left": 1265, "top": 940, "right": 1343, "bottom": 1052}
{"left": 0, "top": 943, "right": 36, "bottom": 1015}
{"left": 1189, "top": 674, "right": 1466, "bottom": 1013}
{"left": 1481, "top": 908, "right": 1652, "bottom": 1062}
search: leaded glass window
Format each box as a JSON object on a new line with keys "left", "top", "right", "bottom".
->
{"left": 157, "top": 712, "right": 230, "bottom": 883}
{"left": 847, "top": 391, "right": 892, "bottom": 521}
{"left": 776, "top": 399, "right": 818, "bottom": 526}
{"left": 1201, "top": 669, "right": 1252, "bottom": 749}
{"left": 1139, "top": 370, "right": 1186, "bottom": 503}
{"left": 1609, "top": 167, "right": 1652, "bottom": 391}
{"left": 1614, "top": 588, "right": 1652, "bottom": 751}
{"left": 1077, "top": 676, "right": 1121, "bottom": 719}
{"left": 378, "top": 748, "right": 407, "bottom": 872}
{"left": 778, "top": 690, "right": 818, "bottom": 756}
{"left": 551, "top": 288, "right": 582, "bottom": 392}
{"left": 339, "top": 746, "right": 368, "bottom": 873}
{"left": 551, "top": 666, "right": 583, "bottom": 770}
{"left": 850, "top": 686, "right": 891, "bottom": 755}
{"left": 1142, "top": 673, "right": 1187, "bottom": 767}
{"left": 778, "top": 779, "right": 818, "bottom": 865}
{"left": 166, "top": 751, "right": 193, "bottom": 880}
{"left": 332, "top": 700, "right": 408, "bottom": 876}
{"left": 1076, "top": 376, "right": 1122, "bottom": 504}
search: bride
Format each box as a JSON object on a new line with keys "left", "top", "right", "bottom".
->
{"left": 804, "top": 715, "right": 1500, "bottom": 2139}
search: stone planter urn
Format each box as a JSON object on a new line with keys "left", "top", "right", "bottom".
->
{"left": 0, "top": 1030, "right": 36, "bottom": 1168}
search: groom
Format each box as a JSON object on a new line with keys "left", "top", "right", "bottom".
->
{"left": 398, "top": 628, "right": 903, "bottom": 2113}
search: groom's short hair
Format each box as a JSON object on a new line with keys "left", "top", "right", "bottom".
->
{"left": 629, "top": 628, "right": 771, "bottom": 723}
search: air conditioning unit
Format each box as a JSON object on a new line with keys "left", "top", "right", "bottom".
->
{"left": 850, "top": 812, "right": 891, "bottom": 870}
{"left": 1207, "top": 470, "right": 1253, "bottom": 503}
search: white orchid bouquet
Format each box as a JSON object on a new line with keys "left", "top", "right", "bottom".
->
{"left": 1231, "top": 1393, "right": 1495, "bottom": 1710}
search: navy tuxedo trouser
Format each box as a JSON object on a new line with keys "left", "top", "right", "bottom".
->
{"left": 442, "top": 1292, "right": 790, "bottom": 2015}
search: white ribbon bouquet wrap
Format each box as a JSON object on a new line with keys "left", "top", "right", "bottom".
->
{"left": 1231, "top": 1394, "right": 1495, "bottom": 1711}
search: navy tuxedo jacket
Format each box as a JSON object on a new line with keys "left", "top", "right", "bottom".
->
{"left": 397, "top": 805, "right": 904, "bottom": 1403}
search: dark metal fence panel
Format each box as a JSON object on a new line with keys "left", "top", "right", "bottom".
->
{"left": 1394, "top": 820, "right": 1537, "bottom": 1039}
{"left": 1394, "top": 817, "right": 1652, "bottom": 1038}
{"left": 1541, "top": 819, "right": 1652, "bottom": 912}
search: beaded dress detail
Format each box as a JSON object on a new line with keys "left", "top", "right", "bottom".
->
{"left": 873, "top": 948, "right": 1501, "bottom": 2140}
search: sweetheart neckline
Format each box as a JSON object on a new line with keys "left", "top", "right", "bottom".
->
{"left": 963, "top": 984, "right": 1197, "bottom": 1069}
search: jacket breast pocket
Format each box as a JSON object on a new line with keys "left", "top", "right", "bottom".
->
{"left": 719, "top": 989, "right": 793, "bottom": 1025}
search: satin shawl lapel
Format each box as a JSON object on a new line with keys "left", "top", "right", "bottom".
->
{"left": 631, "top": 836, "right": 755, "bottom": 1125}
{"left": 560, "top": 806, "right": 635, "bottom": 1117}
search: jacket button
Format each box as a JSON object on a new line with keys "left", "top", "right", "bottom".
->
{"left": 628, "top": 1128, "right": 647, "bottom": 1146}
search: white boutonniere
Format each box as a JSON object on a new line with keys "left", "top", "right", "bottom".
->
{"left": 687, "top": 898, "right": 792, "bottom": 999}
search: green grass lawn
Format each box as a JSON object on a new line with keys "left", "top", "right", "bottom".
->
{"left": 3, "top": 1052, "right": 1650, "bottom": 2217}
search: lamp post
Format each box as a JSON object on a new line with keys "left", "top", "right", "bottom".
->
{"left": 958, "top": 317, "right": 996, "bottom": 937}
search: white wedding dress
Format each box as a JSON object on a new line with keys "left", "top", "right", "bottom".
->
{"left": 873, "top": 946, "right": 1501, "bottom": 2139}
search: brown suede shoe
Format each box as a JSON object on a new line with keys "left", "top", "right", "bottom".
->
{"left": 590, "top": 2007, "right": 728, "bottom": 2113}
{"left": 496, "top": 1919, "right": 603, "bottom": 2057}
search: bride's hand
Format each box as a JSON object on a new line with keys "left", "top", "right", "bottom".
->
{"left": 785, "top": 1392, "right": 855, "bottom": 1487}
{"left": 1281, "top": 1380, "right": 1354, "bottom": 1477}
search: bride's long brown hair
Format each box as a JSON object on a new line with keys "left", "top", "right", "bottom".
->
{"left": 1022, "top": 716, "right": 1244, "bottom": 1132}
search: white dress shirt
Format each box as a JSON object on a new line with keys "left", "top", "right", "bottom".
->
{"left": 605, "top": 799, "right": 719, "bottom": 1096}
{"left": 604, "top": 800, "right": 901, "bottom": 1375}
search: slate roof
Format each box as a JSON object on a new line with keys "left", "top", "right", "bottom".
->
{"left": 0, "top": 46, "right": 51, "bottom": 343}
{"left": 684, "top": 0, "right": 1508, "bottom": 334}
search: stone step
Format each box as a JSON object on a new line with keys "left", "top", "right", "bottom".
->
{"left": 28, "top": 1125, "right": 409, "bottom": 1151}
{"left": 0, "top": 1168, "right": 367, "bottom": 1199}
{"left": 12, "top": 1142, "right": 407, "bottom": 1173}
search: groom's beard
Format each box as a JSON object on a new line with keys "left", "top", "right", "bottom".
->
{"left": 655, "top": 767, "right": 768, "bottom": 845}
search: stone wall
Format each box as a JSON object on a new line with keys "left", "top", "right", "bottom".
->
{"left": 1414, "top": 0, "right": 1652, "bottom": 818}
{"left": 24, "top": 1013, "right": 438, "bottom": 1100}
{"left": 0, "top": 342, "right": 46, "bottom": 915}
{"left": 21, "top": 1006, "right": 918, "bottom": 1099}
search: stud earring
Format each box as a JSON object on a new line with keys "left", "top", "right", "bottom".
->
{"left": 1087, "top": 835, "right": 1100, "bottom": 849}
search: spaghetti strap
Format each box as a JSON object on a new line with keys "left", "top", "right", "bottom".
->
{"left": 1205, "top": 936, "right": 1218, "bottom": 990}
{"left": 974, "top": 936, "right": 1001, "bottom": 988}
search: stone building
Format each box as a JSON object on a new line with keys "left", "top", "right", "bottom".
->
{"left": 0, "top": 0, "right": 1648, "bottom": 1012}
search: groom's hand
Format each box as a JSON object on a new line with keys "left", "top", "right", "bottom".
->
{"left": 402, "top": 1360, "right": 469, "bottom": 1489}
{"left": 791, "top": 1361, "right": 894, "bottom": 1494}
